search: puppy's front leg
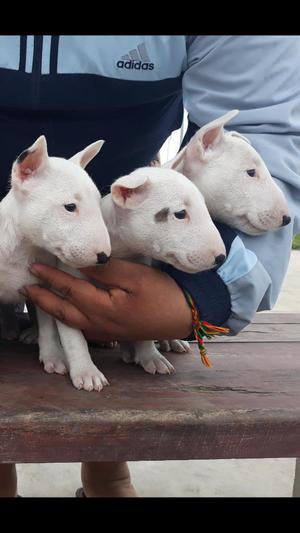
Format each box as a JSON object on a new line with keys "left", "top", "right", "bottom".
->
{"left": 53, "top": 260, "right": 109, "bottom": 391}
{"left": 121, "top": 340, "right": 175, "bottom": 375}
{"left": 55, "top": 321, "right": 109, "bottom": 392}
{"left": 36, "top": 306, "right": 67, "bottom": 375}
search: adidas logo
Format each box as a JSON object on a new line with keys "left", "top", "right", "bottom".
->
{"left": 116, "top": 43, "right": 154, "bottom": 71}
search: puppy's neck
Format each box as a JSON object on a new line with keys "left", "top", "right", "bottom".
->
{"left": 101, "top": 194, "right": 140, "bottom": 258}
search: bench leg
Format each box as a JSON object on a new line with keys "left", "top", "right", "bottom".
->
{"left": 293, "top": 458, "right": 300, "bottom": 497}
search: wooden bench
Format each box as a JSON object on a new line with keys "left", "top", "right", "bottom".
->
{"left": 0, "top": 312, "right": 299, "bottom": 496}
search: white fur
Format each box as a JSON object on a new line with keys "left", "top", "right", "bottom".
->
{"left": 101, "top": 166, "right": 226, "bottom": 374}
{"left": 103, "top": 167, "right": 226, "bottom": 272}
{"left": 0, "top": 136, "right": 111, "bottom": 391}
{"left": 165, "top": 110, "right": 290, "bottom": 235}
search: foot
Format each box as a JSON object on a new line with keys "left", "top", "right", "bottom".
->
{"left": 39, "top": 352, "right": 68, "bottom": 375}
{"left": 157, "top": 339, "right": 191, "bottom": 353}
{"left": 134, "top": 343, "right": 175, "bottom": 375}
{"left": 138, "top": 352, "right": 175, "bottom": 374}
{"left": 70, "top": 362, "right": 109, "bottom": 392}
{"left": 0, "top": 464, "right": 18, "bottom": 497}
{"left": 80, "top": 462, "right": 137, "bottom": 497}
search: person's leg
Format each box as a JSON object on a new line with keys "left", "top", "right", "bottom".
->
{"left": 80, "top": 461, "right": 137, "bottom": 497}
{"left": 0, "top": 464, "right": 18, "bottom": 497}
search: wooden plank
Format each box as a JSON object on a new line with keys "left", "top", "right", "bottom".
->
{"left": 207, "top": 329, "right": 300, "bottom": 343}
{"left": 207, "top": 314, "right": 300, "bottom": 343}
{"left": 0, "top": 325, "right": 300, "bottom": 463}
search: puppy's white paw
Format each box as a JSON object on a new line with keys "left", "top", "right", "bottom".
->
{"left": 40, "top": 354, "right": 68, "bottom": 375}
{"left": 70, "top": 364, "right": 109, "bottom": 392}
{"left": 158, "top": 339, "right": 191, "bottom": 353}
{"left": 137, "top": 352, "right": 175, "bottom": 375}
{"left": 168, "top": 339, "right": 191, "bottom": 353}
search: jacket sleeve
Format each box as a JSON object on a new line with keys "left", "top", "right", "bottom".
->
{"left": 164, "top": 36, "right": 300, "bottom": 335}
{"left": 161, "top": 222, "right": 271, "bottom": 335}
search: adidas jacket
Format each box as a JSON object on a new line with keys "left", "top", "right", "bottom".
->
{"left": 0, "top": 35, "right": 299, "bottom": 334}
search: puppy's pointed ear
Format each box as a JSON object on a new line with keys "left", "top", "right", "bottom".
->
{"left": 70, "top": 140, "right": 105, "bottom": 169}
{"left": 168, "top": 110, "right": 240, "bottom": 170}
{"left": 12, "top": 135, "right": 49, "bottom": 182}
{"left": 111, "top": 173, "right": 151, "bottom": 209}
{"left": 187, "top": 109, "right": 240, "bottom": 162}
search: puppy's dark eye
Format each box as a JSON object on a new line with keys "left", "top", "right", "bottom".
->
{"left": 174, "top": 209, "right": 187, "bottom": 219}
{"left": 64, "top": 203, "right": 77, "bottom": 212}
{"left": 247, "top": 169, "right": 256, "bottom": 177}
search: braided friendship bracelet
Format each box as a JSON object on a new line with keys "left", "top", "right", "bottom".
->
{"left": 184, "top": 290, "right": 230, "bottom": 368}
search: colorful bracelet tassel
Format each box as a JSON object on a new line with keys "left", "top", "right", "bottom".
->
{"left": 184, "top": 290, "right": 230, "bottom": 368}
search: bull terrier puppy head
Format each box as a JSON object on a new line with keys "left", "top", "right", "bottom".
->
{"left": 11, "top": 136, "right": 111, "bottom": 268}
{"left": 167, "top": 110, "right": 291, "bottom": 236}
{"left": 110, "top": 167, "right": 226, "bottom": 273}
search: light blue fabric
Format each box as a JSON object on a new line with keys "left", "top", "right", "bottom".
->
{"left": 183, "top": 35, "right": 300, "bottom": 325}
{"left": 224, "top": 260, "right": 272, "bottom": 334}
{"left": 57, "top": 35, "right": 187, "bottom": 80}
{"left": 25, "top": 36, "right": 34, "bottom": 74}
{"left": 217, "top": 236, "right": 257, "bottom": 285}
{"left": 41, "top": 35, "right": 52, "bottom": 75}
{"left": 0, "top": 36, "right": 20, "bottom": 70}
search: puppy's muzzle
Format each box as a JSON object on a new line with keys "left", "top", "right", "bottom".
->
{"left": 215, "top": 254, "right": 226, "bottom": 266}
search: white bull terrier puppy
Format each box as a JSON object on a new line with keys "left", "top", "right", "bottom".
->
{"left": 165, "top": 110, "right": 291, "bottom": 235}
{"left": 158, "top": 110, "right": 291, "bottom": 355}
{"left": 0, "top": 136, "right": 112, "bottom": 391}
{"left": 100, "top": 166, "right": 226, "bottom": 374}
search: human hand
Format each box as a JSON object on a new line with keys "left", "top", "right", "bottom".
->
{"left": 20, "top": 259, "right": 193, "bottom": 342}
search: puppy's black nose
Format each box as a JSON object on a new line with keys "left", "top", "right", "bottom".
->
{"left": 97, "top": 252, "right": 110, "bottom": 264}
{"left": 282, "top": 215, "right": 291, "bottom": 227}
{"left": 215, "top": 254, "right": 226, "bottom": 266}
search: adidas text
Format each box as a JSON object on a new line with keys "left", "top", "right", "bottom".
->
{"left": 116, "top": 60, "right": 154, "bottom": 70}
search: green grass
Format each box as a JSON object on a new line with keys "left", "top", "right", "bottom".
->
{"left": 292, "top": 233, "right": 300, "bottom": 250}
